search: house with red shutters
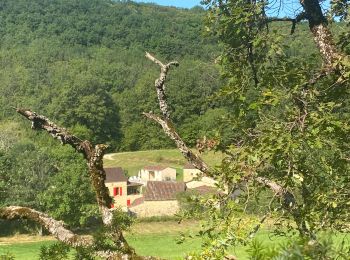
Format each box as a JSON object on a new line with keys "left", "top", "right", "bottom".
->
{"left": 104, "top": 167, "right": 143, "bottom": 208}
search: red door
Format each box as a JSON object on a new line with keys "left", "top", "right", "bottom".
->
{"left": 127, "top": 199, "right": 131, "bottom": 206}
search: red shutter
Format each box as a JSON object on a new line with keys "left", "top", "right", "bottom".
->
{"left": 113, "top": 187, "right": 118, "bottom": 196}
{"left": 127, "top": 199, "right": 131, "bottom": 206}
{"left": 119, "top": 187, "right": 123, "bottom": 196}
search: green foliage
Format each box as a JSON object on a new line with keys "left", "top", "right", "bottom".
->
{"left": 0, "top": 123, "right": 97, "bottom": 229}
{"left": 182, "top": 0, "right": 350, "bottom": 258}
{"left": 247, "top": 235, "right": 350, "bottom": 260}
{"left": 0, "top": 251, "right": 15, "bottom": 260}
{"left": 0, "top": 0, "right": 222, "bottom": 151}
{"left": 39, "top": 242, "right": 70, "bottom": 260}
{"left": 111, "top": 208, "right": 135, "bottom": 232}
{"left": 176, "top": 190, "right": 210, "bottom": 219}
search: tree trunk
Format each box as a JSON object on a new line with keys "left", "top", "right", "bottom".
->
{"left": 301, "top": 0, "right": 342, "bottom": 66}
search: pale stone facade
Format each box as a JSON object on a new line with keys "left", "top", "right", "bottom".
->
{"left": 129, "top": 200, "right": 180, "bottom": 218}
{"left": 138, "top": 166, "right": 176, "bottom": 182}
{"left": 183, "top": 167, "right": 202, "bottom": 182}
{"left": 183, "top": 163, "right": 217, "bottom": 188}
{"left": 127, "top": 194, "right": 143, "bottom": 205}
{"left": 185, "top": 177, "right": 217, "bottom": 189}
{"left": 105, "top": 181, "right": 128, "bottom": 208}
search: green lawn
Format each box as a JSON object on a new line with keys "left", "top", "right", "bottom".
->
{"left": 0, "top": 241, "right": 56, "bottom": 260}
{"left": 103, "top": 149, "right": 224, "bottom": 178}
{"left": 0, "top": 232, "right": 268, "bottom": 260}
{"left": 1, "top": 230, "right": 349, "bottom": 260}
{"left": 3, "top": 219, "right": 349, "bottom": 260}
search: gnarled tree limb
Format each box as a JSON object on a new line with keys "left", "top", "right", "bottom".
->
{"left": 143, "top": 112, "right": 210, "bottom": 174}
{"left": 16, "top": 108, "right": 113, "bottom": 225}
{"left": 0, "top": 206, "right": 93, "bottom": 248}
{"left": 145, "top": 52, "right": 179, "bottom": 120}
{"left": 14, "top": 108, "right": 137, "bottom": 257}
{"left": 144, "top": 52, "right": 296, "bottom": 209}
{"left": 301, "top": 0, "right": 343, "bottom": 67}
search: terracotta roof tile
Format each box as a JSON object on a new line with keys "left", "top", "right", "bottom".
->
{"left": 130, "top": 197, "right": 145, "bottom": 207}
{"left": 104, "top": 167, "right": 128, "bottom": 183}
{"left": 144, "top": 181, "right": 186, "bottom": 201}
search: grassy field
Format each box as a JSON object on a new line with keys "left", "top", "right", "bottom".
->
{"left": 0, "top": 220, "right": 282, "bottom": 260}
{"left": 1, "top": 220, "right": 349, "bottom": 260}
{"left": 103, "top": 149, "right": 224, "bottom": 178}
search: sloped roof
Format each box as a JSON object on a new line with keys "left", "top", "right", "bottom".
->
{"left": 189, "top": 185, "right": 220, "bottom": 195}
{"left": 104, "top": 167, "right": 128, "bottom": 183}
{"left": 143, "top": 165, "right": 168, "bottom": 171}
{"left": 183, "top": 163, "right": 197, "bottom": 169}
{"left": 127, "top": 182, "right": 143, "bottom": 187}
{"left": 144, "top": 181, "right": 186, "bottom": 201}
{"left": 130, "top": 197, "right": 145, "bottom": 207}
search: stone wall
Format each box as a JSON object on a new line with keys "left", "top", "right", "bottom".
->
{"left": 129, "top": 200, "right": 179, "bottom": 218}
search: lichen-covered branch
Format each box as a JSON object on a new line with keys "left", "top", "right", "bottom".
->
{"left": 301, "top": 0, "right": 343, "bottom": 67}
{"left": 16, "top": 108, "right": 113, "bottom": 225}
{"left": 16, "top": 109, "right": 91, "bottom": 158}
{"left": 15, "top": 108, "right": 138, "bottom": 257}
{"left": 143, "top": 53, "right": 296, "bottom": 210}
{"left": 145, "top": 52, "right": 179, "bottom": 120}
{"left": 143, "top": 112, "right": 211, "bottom": 174}
{"left": 0, "top": 206, "right": 93, "bottom": 247}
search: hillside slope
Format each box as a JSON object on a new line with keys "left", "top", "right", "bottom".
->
{"left": 0, "top": 0, "right": 222, "bottom": 150}
{"left": 104, "top": 149, "right": 224, "bottom": 178}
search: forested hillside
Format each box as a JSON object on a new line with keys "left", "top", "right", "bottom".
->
{"left": 0, "top": 0, "right": 335, "bottom": 152}
{"left": 0, "top": 0, "right": 346, "bottom": 235}
{"left": 0, "top": 0, "right": 231, "bottom": 230}
{"left": 0, "top": 0, "right": 223, "bottom": 151}
{"left": 1, "top": 0, "right": 350, "bottom": 258}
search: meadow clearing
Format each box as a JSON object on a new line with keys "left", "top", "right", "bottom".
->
{"left": 1, "top": 150, "right": 349, "bottom": 259}
{"left": 0, "top": 220, "right": 296, "bottom": 259}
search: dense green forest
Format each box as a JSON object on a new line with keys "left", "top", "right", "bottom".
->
{"left": 0, "top": 0, "right": 227, "bottom": 229}
{"left": 0, "top": 0, "right": 225, "bottom": 151}
{"left": 0, "top": 0, "right": 350, "bottom": 259}
{"left": 0, "top": 0, "right": 330, "bottom": 152}
{"left": 0, "top": 0, "right": 347, "bottom": 237}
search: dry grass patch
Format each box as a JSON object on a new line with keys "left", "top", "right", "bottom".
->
{"left": 129, "top": 220, "right": 200, "bottom": 235}
{"left": 104, "top": 149, "right": 224, "bottom": 177}
{"left": 0, "top": 235, "right": 55, "bottom": 245}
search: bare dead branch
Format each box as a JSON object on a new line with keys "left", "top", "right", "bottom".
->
{"left": 0, "top": 206, "right": 93, "bottom": 248}
{"left": 16, "top": 109, "right": 91, "bottom": 159}
{"left": 0, "top": 206, "right": 159, "bottom": 259}
{"left": 145, "top": 52, "right": 179, "bottom": 120}
{"left": 267, "top": 12, "right": 307, "bottom": 34}
{"left": 16, "top": 108, "right": 113, "bottom": 225}
{"left": 143, "top": 53, "right": 297, "bottom": 211}
{"left": 15, "top": 108, "right": 138, "bottom": 257}
{"left": 143, "top": 112, "right": 211, "bottom": 174}
{"left": 300, "top": 0, "right": 343, "bottom": 67}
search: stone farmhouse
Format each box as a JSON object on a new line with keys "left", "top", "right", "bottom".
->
{"left": 104, "top": 167, "right": 143, "bottom": 208}
{"left": 129, "top": 181, "right": 186, "bottom": 217}
{"left": 104, "top": 164, "right": 220, "bottom": 217}
{"left": 138, "top": 166, "right": 176, "bottom": 182}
